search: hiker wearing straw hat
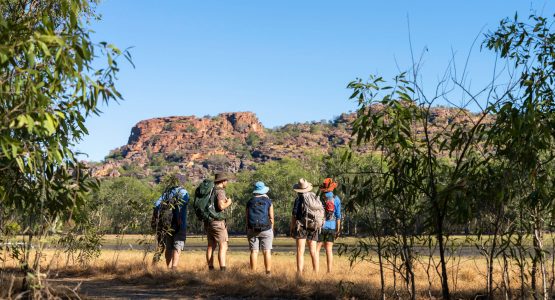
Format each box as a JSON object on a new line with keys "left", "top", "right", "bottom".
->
{"left": 245, "top": 181, "right": 274, "bottom": 275}
{"left": 317, "top": 178, "right": 342, "bottom": 273}
{"left": 290, "top": 178, "right": 325, "bottom": 274}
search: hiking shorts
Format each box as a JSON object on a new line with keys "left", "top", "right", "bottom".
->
{"left": 163, "top": 235, "right": 185, "bottom": 251}
{"left": 318, "top": 229, "right": 336, "bottom": 243}
{"left": 294, "top": 226, "right": 318, "bottom": 241}
{"left": 158, "top": 235, "right": 185, "bottom": 252}
{"left": 247, "top": 228, "right": 273, "bottom": 251}
{"left": 205, "top": 220, "right": 228, "bottom": 245}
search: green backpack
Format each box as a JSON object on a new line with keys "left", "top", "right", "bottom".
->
{"left": 193, "top": 179, "right": 225, "bottom": 222}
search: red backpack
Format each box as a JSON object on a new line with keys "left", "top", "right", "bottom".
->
{"left": 324, "top": 194, "right": 335, "bottom": 221}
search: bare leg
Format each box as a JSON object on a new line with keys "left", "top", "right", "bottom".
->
{"left": 308, "top": 240, "right": 319, "bottom": 273}
{"left": 316, "top": 241, "right": 323, "bottom": 254}
{"left": 206, "top": 242, "right": 216, "bottom": 268}
{"left": 218, "top": 241, "right": 228, "bottom": 268}
{"left": 263, "top": 250, "right": 272, "bottom": 273}
{"left": 250, "top": 250, "right": 258, "bottom": 270}
{"left": 324, "top": 242, "right": 333, "bottom": 273}
{"left": 171, "top": 249, "right": 181, "bottom": 269}
{"left": 296, "top": 238, "right": 306, "bottom": 275}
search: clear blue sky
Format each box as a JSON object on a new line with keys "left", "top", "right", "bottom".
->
{"left": 76, "top": 0, "right": 554, "bottom": 161}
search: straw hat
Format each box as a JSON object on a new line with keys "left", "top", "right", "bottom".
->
{"left": 293, "top": 178, "right": 313, "bottom": 193}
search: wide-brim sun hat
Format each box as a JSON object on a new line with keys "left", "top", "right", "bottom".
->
{"left": 253, "top": 181, "right": 270, "bottom": 194}
{"left": 293, "top": 178, "right": 313, "bottom": 193}
{"left": 319, "top": 177, "right": 338, "bottom": 192}
{"left": 214, "top": 172, "right": 230, "bottom": 183}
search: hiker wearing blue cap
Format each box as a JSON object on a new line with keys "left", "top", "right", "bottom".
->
{"left": 317, "top": 178, "right": 342, "bottom": 273}
{"left": 246, "top": 181, "right": 274, "bottom": 275}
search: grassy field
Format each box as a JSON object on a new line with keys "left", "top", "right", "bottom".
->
{"left": 1, "top": 247, "right": 510, "bottom": 299}
{"left": 3, "top": 234, "right": 554, "bottom": 298}
{"left": 12, "top": 233, "right": 555, "bottom": 249}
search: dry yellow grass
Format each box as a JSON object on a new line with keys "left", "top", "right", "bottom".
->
{"left": 0, "top": 248, "right": 533, "bottom": 299}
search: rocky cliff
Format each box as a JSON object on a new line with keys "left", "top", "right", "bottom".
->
{"left": 91, "top": 108, "right": 490, "bottom": 182}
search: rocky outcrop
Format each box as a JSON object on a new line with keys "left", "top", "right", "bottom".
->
{"left": 91, "top": 108, "right": 491, "bottom": 183}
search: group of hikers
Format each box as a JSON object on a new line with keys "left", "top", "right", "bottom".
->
{"left": 151, "top": 173, "right": 342, "bottom": 275}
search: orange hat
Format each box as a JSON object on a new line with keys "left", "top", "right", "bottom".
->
{"left": 319, "top": 178, "right": 338, "bottom": 192}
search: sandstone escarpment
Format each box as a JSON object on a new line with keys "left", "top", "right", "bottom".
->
{"left": 92, "top": 108, "right": 491, "bottom": 183}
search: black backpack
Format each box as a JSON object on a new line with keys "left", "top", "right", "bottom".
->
{"left": 247, "top": 196, "right": 271, "bottom": 231}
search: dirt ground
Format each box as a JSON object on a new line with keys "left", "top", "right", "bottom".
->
{"left": 49, "top": 277, "right": 210, "bottom": 299}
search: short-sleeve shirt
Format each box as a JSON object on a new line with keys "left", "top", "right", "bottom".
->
{"left": 214, "top": 187, "right": 227, "bottom": 212}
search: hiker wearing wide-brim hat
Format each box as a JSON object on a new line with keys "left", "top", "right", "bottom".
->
{"left": 293, "top": 178, "right": 313, "bottom": 193}
{"left": 214, "top": 172, "right": 231, "bottom": 183}
{"left": 317, "top": 178, "right": 342, "bottom": 274}
{"left": 205, "top": 172, "right": 234, "bottom": 272}
{"left": 253, "top": 181, "right": 270, "bottom": 194}
{"left": 246, "top": 181, "right": 274, "bottom": 275}
{"left": 290, "top": 178, "right": 325, "bottom": 275}
{"left": 319, "top": 178, "right": 338, "bottom": 193}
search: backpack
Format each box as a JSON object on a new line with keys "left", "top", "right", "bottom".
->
{"left": 192, "top": 179, "right": 225, "bottom": 222}
{"left": 324, "top": 194, "right": 336, "bottom": 221}
{"left": 298, "top": 192, "right": 325, "bottom": 232}
{"left": 151, "top": 187, "right": 181, "bottom": 235}
{"left": 247, "top": 196, "right": 271, "bottom": 231}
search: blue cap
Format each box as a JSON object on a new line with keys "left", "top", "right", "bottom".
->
{"left": 253, "top": 181, "right": 270, "bottom": 194}
{"left": 325, "top": 192, "right": 334, "bottom": 198}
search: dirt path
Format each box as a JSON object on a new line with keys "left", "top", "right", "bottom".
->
{"left": 48, "top": 276, "right": 278, "bottom": 299}
{"left": 49, "top": 277, "right": 207, "bottom": 299}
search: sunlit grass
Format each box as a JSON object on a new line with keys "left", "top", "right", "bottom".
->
{"left": 1, "top": 247, "right": 511, "bottom": 299}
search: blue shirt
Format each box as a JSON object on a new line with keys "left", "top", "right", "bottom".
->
{"left": 154, "top": 187, "right": 189, "bottom": 240}
{"left": 322, "top": 195, "right": 341, "bottom": 230}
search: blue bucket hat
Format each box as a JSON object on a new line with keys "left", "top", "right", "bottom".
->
{"left": 253, "top": 181, "right": 269, "bottom": 194}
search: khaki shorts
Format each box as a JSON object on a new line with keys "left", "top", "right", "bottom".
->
{"left": 205, "top": 220, "right": 228, "bottom": 245}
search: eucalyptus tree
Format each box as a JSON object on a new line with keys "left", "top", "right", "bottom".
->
{"left": 347, "top": 72, "right": 491, "bottom": 299}
{"left": 0, "top": 0, "right": 130, "bottom": 293}
{"left": 483, "top": 14, "right": 555, "bottom": 300}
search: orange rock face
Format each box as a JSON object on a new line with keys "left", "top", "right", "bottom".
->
{"left": 92, "top": 108, "right": 492, "bottom": 183}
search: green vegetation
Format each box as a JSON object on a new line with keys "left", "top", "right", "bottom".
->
{"left": 0, "top": 0, "right": 132, "bottom": 293}
{"left": 342, "top": 13, "right": 555, "bottom": 300}
{"left": 2, "top": 3, "right": 555, "bottom": 299}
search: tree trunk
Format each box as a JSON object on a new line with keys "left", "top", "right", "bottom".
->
{"left": 435, "top": 210, "right": 450, "bottom": 299}
{"left": 372, "top": 199, "right": 386, "bottom": 300}
{"left": 533, "top": 221, "right": 548, "bottom": 300}
{"left": 487, "top": 211, "right": 502, "bottom": 299}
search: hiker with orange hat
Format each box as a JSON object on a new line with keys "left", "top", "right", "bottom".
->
{"left": 316, "top": 178, "right": 342, "bottom": 273}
